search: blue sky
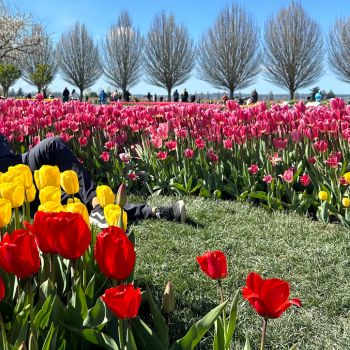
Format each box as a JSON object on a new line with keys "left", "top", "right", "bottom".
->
{"left": 11, "top": 0, "right": 350, "bottom": 96}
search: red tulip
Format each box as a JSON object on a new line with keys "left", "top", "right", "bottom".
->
{"left": 157, "top": 151, "right": 167, "bottom": 160}
{"left": 101, "top": 284, "right": 141, "bottom": 319}
{"left": 248, "top": 164, "right": 259, "bottom": 175}
{"left": 30, "top": 211, "right": 91, "bottom": 259}
{"left": 314, "top": 140, "right": 328, "bottom": 153}
{"left": 94, "top": 226, "right": 136, "bottom": 281}
{"left": 196, "top": 250, "right": 228, "bottom": 280}
{"left": 243, "top": 272, "right": 301, "bottom": 319}
{"left": 0, "top": 229, "right": 40, "bottom": 279}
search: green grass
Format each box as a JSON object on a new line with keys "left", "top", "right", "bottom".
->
{"left": 128, "top": 196, "right": 350, "bottom": 349}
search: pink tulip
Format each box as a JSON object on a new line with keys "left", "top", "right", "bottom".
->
{"left": 165, "top": 140, "right": 177, "bottom": 151}
{"left": 195, "top": 138, "right": 206, "bottom": 149}
{"left": 157, "top": 151, "right": 167, "bottom": 160}
{"left": 207, "top": 149, "right": 219, "bottom": 163}
{"left": 279, "top": 169, "right": 294, "bottom": 183}
{"left": 314, "top": 140, "right": 328, "bottom": 153}
{"left": 151, "top": 136, "right": 162, "bottom": 149}
{"left": 299, "top": 174, "right": 311, "bottom": 187}
{"left": 100, "top": 152, "right": 110, "bottom": 162}
{"left": 119, "top": 153, "right": 131, "bottom": 163}
{"left": 263, "top": 174, "right": 273, "bottom": 183}
{"left": 184, "top": 148, "right": 194, "bottom": 159}
{"left": 248, "top": 164, "right": 259, "bottom": 175}
{"left": 273, "top": 137, "right": 288, "bottom": 150}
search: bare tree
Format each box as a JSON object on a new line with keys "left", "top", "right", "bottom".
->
{"left": 264, "top": 1, "right": 323, "bottom": 100}
{"left": 21, "top": 25, "right": 57, "bottom": 93}
{"left": 197, "top": 3, "right": 261, "bottom": 99}
{"left": 102, "top": 11, "right": 143, "bottom": 98}
{"left": 57, "top": 22, "right": 101, "bottom": 101}
{"left": 328, "top": 18, "right": 350, "bottom": 85}
{"left": 0, "top": 1, "right": 42, "bottom": 62}
{"left": 144, "top": 12, "right": 195, "bottom": 101}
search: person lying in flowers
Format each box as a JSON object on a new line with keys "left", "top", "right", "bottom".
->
{"left": 0, "top": 135, "right": 186, "bottom": 227}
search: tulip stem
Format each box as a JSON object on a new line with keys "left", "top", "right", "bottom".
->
{"left": 260, "top": 318, "right": 268, "bottom": 350}
{"left": 14, "top": 207, "right": 20, "bottom": 230}
{"left": 26, "top": 279, "right": 34, "bottom": 333}
{"left": 25, "top": 201, "right": 31, "bottom": 222}
{"left": 118, "top": 319, "right": 125, "bottom": 349}
{"left": 217, "top": 280, "right": 227, "bottom": 333}
{"left": 0, "top": 313, "right": 8, "bottom": 350}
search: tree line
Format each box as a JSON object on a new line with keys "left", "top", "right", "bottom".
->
{"left": 1, "top": 0, "right": 350, "bottom": 101}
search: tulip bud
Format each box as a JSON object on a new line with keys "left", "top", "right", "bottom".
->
{"left": 104, "top": 204, "right": 128, "bottom": 230}
{"left": 116, "top": 183, "right": 127, "bottom": 209}
{"left": 65, "top": 202, "right": 90, "bottom": 227}
{"left": 162, "top": 282, "right": 175, "bottom": 313}
{"left": 39, "top": 186, "right": 61, "bottom": 204}
{"left": 0, "top": 182, "right": 25, "bottom": 208}
{"left": 0, "top": 198, "right": 12, "bottom": 228}
{"left": 38, "top": 201, "right": 65, "bottom": 213}
{"left": 25, "top": 184, "right": 37, "bottom": 203}
{"left": 34, "top": 165, "right": 60, "bottom": 190}
{"left": 60, "top": 170, "right": 79, "bottom": 195}
{"left": 318, "top": 191, "right": 328, "bottom": 201}
{"left": 8, "top": 164, "right": 33, "bottom": 189}
{"left": 342, "top": 197, "right": 350, "bottom": 208}
{"left": 18, "top": 342, "right": 27, "bottom": 350}
{"left": 96, "top": 185, "right": 115, "bottom": 208}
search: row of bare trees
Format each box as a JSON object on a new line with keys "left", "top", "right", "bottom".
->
{"left": 2, "top": 1, "right": 350, "bottom": 100}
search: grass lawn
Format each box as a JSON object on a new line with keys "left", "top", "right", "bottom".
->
{"left": 128, "top": 196, "right": 350, "bottom": 349}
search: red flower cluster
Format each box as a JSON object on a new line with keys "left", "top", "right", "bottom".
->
{"left": 30, "top": 211, "right": 91, "bottom": 259}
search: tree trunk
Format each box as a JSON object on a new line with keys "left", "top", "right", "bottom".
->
{"left": 167, "top": 87, "right": 172, "bottom": 102}
{"left": 79, "top": 87, "right": 83, "bottom": 102}
{"left": 289, "top": 89, "right": 295, "bottom": 100}
{"left": 229, "top": 89, "right": 234, "bottom": 100}
{"left": 122, "top": 88, "right": 127, "bottom": 101}
{"left": 3, "top": 86, "right": 9, "bottom": 97}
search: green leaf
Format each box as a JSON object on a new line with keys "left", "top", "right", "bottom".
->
{"left": 42, "top": 322, "right": 58, "bottom": 350}
{"left": 170, "top": 301, "right": 227, "bottom": 350}
{"left": 213, "top": 318, "right": 225, "bottom": 350}
{"left": 199, "top": 186, "right": 211, "bottom": 198}
{"left": 126, "top": 326, "right": 138, "bottom": 350}
{"left": 289, "top": 345, "right": 297, "bottom": 350}
{"left": 131, "top": 317, "right": 165, "bottom": 350}
{"left": 143, "top": 286, "right": 169, "bottom": 348}
{"left": 61, "top": 323, "right": 119, "bottom": 350}
{"left": 70, "top": 278, "right": 88, "bottom": 320}
{"left": 83, "top": 298, "right": 110, "bottom": 329}
{"left": 248, "top": 191, "right": 268, "bottom": 202}
{"left": 34, "top": 295, "right": 54, "bottom": 329}
{"left": 243, "top": 334, "right": 253, "bottom": 350}
{"left": 28, "top": 331, "right": 38, "bottom": 350}
{"left": 85, "top": 275, "right": 96, "bottom": 307}
{"left": 224, "top": 289, "right": 239, "bottom": 348}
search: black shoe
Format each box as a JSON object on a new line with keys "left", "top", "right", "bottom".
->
{"left": 89, "top": 205, "right": 108, "bottom": 228}
{"left": 154, "top": 200, "right": 186, "bottom": 223}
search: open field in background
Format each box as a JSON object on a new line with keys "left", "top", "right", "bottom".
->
{"left": 130, "top": 195, "right": 350, "bottom": 349}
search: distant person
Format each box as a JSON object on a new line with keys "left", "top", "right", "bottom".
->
{"left": 159, "top": 96, "right": 163, "bottom": 102}
{"left": 49, "top": 94, "right": 55, "bottom": 99}
{"left": 71, "top": 89, "right": 79, "bottom": 100}
{"left": 154, "top": 94, "right": 157, "bottom": 102}
{"left": 173, "top": 89, "right": 179, "bottom": 102}
{"left": 146, "top": 92, "right": 152, "bottom": 102}
{"left": 251, "top": 89, "right": 258, "bottom": 103}
{"left": 315, "top": 90, "right": 323, "bottom": 102}
{"left": 99, "top": 90, "right": 107, "bottom": 104}
{"left": 124, "top": 90, "right": 131, "bottom": 102}
{"left": 222, "top": 93, "right": 228, "bottom": 104}
{"left": 190, "top": 94, "right": 196, "bottom": 103}
{"left": 182, "top": 89, "right": 189, "bottom": 102}
{"left": 62, "top": 87, "right": 70, "bottom": 102}
{"left": 26, "top": 93, "right": 32, "bottom": 99}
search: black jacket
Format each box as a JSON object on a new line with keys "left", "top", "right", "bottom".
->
{"left": 0, "top": 135, "right": 21, "bottom": 172}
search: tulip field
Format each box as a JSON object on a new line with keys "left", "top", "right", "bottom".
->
{"left": 0, "top": 97, "right": 350, "bottom": 349}
{"left": 2, "top": 97, "right": 350, "bottom": 227}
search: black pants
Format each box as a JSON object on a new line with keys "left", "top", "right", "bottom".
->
{"left": 21, "top": 137, "right": 153, "bottom": 220}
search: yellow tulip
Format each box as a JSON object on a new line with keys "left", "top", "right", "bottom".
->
{"left": 39, "top": 186, "right": 61, "bottom": 204}
{"left": 1, "top": 171, "right": 25, "bottom": 187}
{"left": 0, "top": 198, "right": 12, "bottom": 228}
{"left": 60, "top": 170, "right": 79, "bottom": 195}
{"left": 0, "top": 182, "right": 25, "bottom": 208}
{"left": 318, "top": 191, "right": 328, "bottom": 201}
{"left": 343, "top": 172, "right": 350, "bottom": 184}
{"left": 34, "top": 165, "right": 60, "bottom": 190}
{"left": 96, "top": 185, "right": 115, "bottom": 208}
{"left": 104, "top": 204, "right": 128, "bottom": 230}
{"left": 342, "top": 197, "right": 350, "bottom": 208}
{"left": 65, "top": 202, "right": 90, "bottom": 226}
{"left": 8, "top": 164, "right": 33, "bottom": 189}
{"left": 25, "top": 184, "right": 37, "bottom": 203}
{"left": 38, "top": 201, "right": 64, "bottom": 213}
